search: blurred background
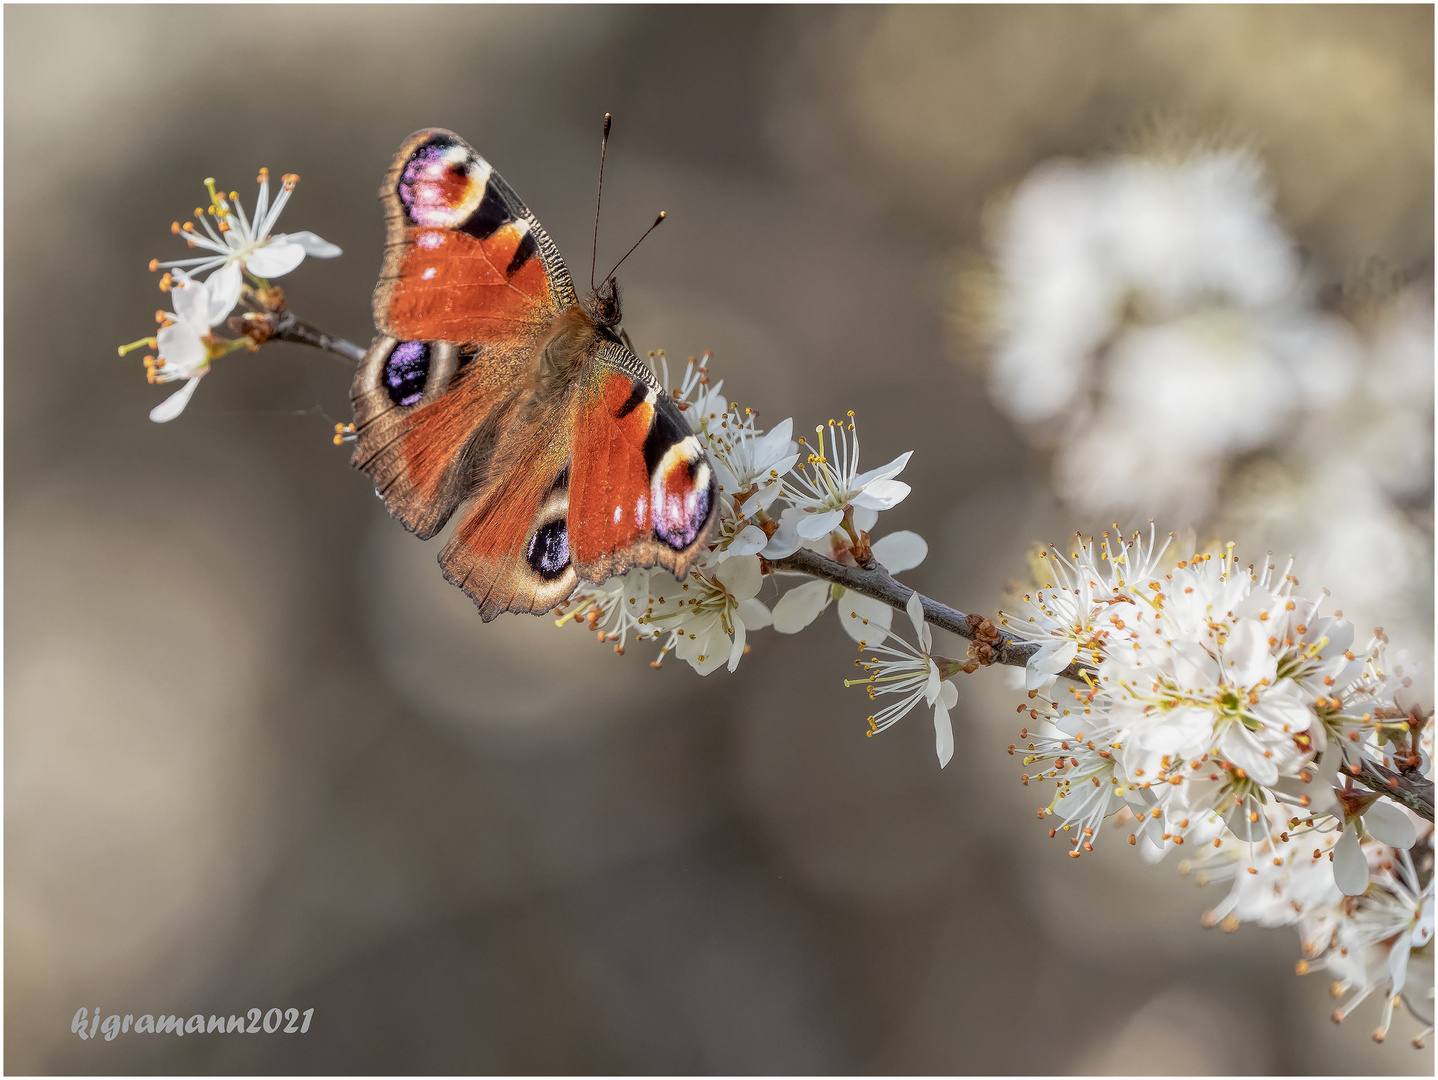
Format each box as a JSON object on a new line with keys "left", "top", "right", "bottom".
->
{"left": 5, "top": 5, "right": 1432, "bottom": 1073}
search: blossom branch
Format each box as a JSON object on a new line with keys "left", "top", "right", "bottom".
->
{"left": 769, "top": 546, "right": 1091, "bottom": 681}
{"left": 1352, "top": 756, "right": 1435, "bottom": 820}
{"left": 269, "top": 312, "right": 366, "bottom": 365}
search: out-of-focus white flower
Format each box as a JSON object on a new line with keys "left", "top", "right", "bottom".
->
{"left": 979, "top": 148, "right": 1363, "bottom": 523}
{"left": 122, "top": 271, "right": 239, "bottom": 423}
{"left": 849, "top": 592, "right": 958, "bottom": 767}
{"left": 1317, "top": 847, "right": 1434, "bottom": 1045}
{"left": 156, "top": 170, "right": 341, "bottom": 319}
{"left": 780, "top": 413, "right": 912, "bottom": 540}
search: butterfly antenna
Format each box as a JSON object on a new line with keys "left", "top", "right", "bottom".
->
{"left": 601, "top": 211, "right": 667, "bottom": 286}
{"left": 590, "top": 112, "right": 612, "bottom": 293}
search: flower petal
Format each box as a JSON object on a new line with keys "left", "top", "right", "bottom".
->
{"left": 851, "top": 450, "right": 912, "bottom": 489}
{"left": 204, "top": 262, "right": 243, "bottom": 324}
{"left": 713, "top": 554, "right": 762, "bottom": 601}
{"left": 838, "top": 589, "right": 893, "bottom": 644}
{"left": 727, "top": 614, "right": 747, "bottom": 672}
{"left": 872, "top": 530, "right": 928, "bottom": 573}
{"left": 279, "top": 230, "right": 343, "bottom": 258}
{"left": 156, "top": 321, "right": 207, "bottom": 374}
{"left": 796, "top": 508, "right": 845, "bottom": 539}
{"left": 851, "top": 479, "right": 911, "bottom": 510}
{"left": 737, "top": 597, "right": 772, "bottom": 631}
{"left": 933, "top": 686, "right": 956, "bottom": 768}
{"left": 724, "top": 524, "right": 768, "bottom": 558}
{"left": 1363, "top": 799, "right": 1416, "bottom": 849}
{"left": 167, "top": 272, "right": 210, "bottom": 326}
{"left": 772, "top": 580, "right": 831, "bottom": 634}
{"left": 1332, "top": 828, "right": 1369, "bottom": 896}
{"left": 851, "top": 505, "right": 878, "bottom": 533}
{"left": 751, "top": 418, "right": 794, "bottom": 469}
{"left": 148, "top": 377, "right": 201, "bottom": 423}
{"left": 761, "top": 518, "right": 802, "bottom": 559}
{"left": 245, "top": 240, "right": 307, "bottom": 278}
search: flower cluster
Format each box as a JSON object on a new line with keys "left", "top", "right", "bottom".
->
{"left": 557, "top": 352, "right": 954, "bottom": 755}
{"left": 118, "top": 171, "right": 340, "bottom": 422}
{"left": 1004, "top": 526, "right": 1433, "bottom": 1043}
{"left": 968, "top": 148, "right": 1355, "bottom": 524}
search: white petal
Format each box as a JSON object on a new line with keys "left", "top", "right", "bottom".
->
{"left": 727, "top": 615, "right": 747, "bottom": 672}
{"left": 724, "top": 524, "right": 768, "bottom": 558}
{"left": 933, "top": 691, "right": 955, "bottom": 769}
{"left": 761, "top": 520, "right": 802, "bottom": 559}
{"left": 168, "top": 273, "right": 211, "bottom": 326}
{"left": 713, "top": 554, "right": 762, "bottom": 601}
{"left": 796, "top": 508, "right": 845, "bottom": 539}
{"left": 1223, "top": 618, "right": 1277, "bottom": 688}
{"left": 923, "top": 658, "right": 942, "bottom": 706}
{"left": 851, "top": 479, "right": 911, "bottom": 510}
{"left": 148, "top": 377, "right": 201, "bottom": 423}
{"left": 245, "top": 240, "right": 306, "bottom": 278}
{"left": 155, "top": 321, "right": 207, "bottom": 374}
{"left": 751, "top": 418, "right": 794, "bottom": 469}
{"left": 872, "top": 530, "right": 928, "bottom": 573}
{"left": 772, "top": 580, "right": 831, "bottom": 634}
{"left": 904, "top": 590, "right": 926, "bottom": 638}
{"left": 837, "top": 589, "right": 893, "bottom": 644}
{"left": 737, "top": 597, "right": 772, "bottom": 631}
{"left": 711, "top": 456, "right": 741, "bottom": 497}
{"left": 1387, "top": 928, "right": 1412, "bottom": 996}
{"left": 1332, "top": 828, "right": 1369, "bottom": 896}
{"left": 1363, "top": 799, "right": 1416, "bottom": 849}
{"left": 851, "top": 505, "right": 878, "bottom": 533}
{"left": 1031, "top": 639, "right": 1078, "bottom": 676}
{"left": 1024, "top": 666, "right": 1057, "bottom": 694}
{"left": 204, "top": 262, "right": 243, "bottom": 324}
{"left": 851, "top": 450, "right": 912, "bottom": 488}
{"left": 279, "top": 230, "right": 343, "bottom": 258}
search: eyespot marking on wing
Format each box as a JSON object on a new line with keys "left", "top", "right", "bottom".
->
{"left": 398, "top": 138, "right": 491, "bottom": 228}
{"left": 384, "top": 341, "right": 431, "bottom": 406}
{"left": 651, "top": 435, "right": 713, "bottom": 550}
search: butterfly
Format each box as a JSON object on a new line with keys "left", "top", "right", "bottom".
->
{"left": 349, "top": 129, "right": 718, "bottom": 620}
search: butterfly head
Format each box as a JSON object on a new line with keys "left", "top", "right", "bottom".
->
{"left": 586, "top": 275, "right": 624, "bottom": 330}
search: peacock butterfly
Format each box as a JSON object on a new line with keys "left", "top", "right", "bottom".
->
{"left": 350, "top": 128, "right": 717, "bottom": 619}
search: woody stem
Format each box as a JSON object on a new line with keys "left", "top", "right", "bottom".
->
{"left": 1349, "top": 756, "right": 1435, "bottom": 820}
{"left": 270, "top": 311, "right": 366, "bottom": 364}
{"left": 768, "top": 546, "right": 1089, "bottom": 680}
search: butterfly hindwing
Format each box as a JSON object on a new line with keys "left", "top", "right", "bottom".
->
{"left": 568, "top": 343, "right": 715, "bottom": 582}
{"left": 438, "top": 339, "right": 716, "bottom": 620}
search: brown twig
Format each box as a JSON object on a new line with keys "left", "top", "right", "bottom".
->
{"left": 768, "top": 546, "right": 1091, "bottom": 681}
{"left": 1350, "top": 756, "right": 1435, "bottom": 821}
{"left": 269, "top": 311, "right": 366, "bottom": 364}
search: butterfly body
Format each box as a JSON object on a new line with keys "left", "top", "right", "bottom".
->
{"left": 351, "top": 130, "right": 717, "bottom": 620}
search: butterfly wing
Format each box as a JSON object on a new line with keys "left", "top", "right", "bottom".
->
{"left": 439, "top": 340, "right": 717, "bottom": 621}
{"left": 351, "top": 129, "right": 576, "bottom": 538}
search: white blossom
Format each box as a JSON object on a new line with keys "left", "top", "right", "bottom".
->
{"left": 156, "top": 169, "right": 341, "bottom": 319}
{"left": 133, "top": 271, "right": 236, "bottom": 423}
{"left": 642, "top": 555, "right": 769, "bottom": 675}
{"left": 779, "top": 413, "right": 912, "bottom": 540}
{"left": 848, "top": 592, "right": 958, "bottom": 767}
